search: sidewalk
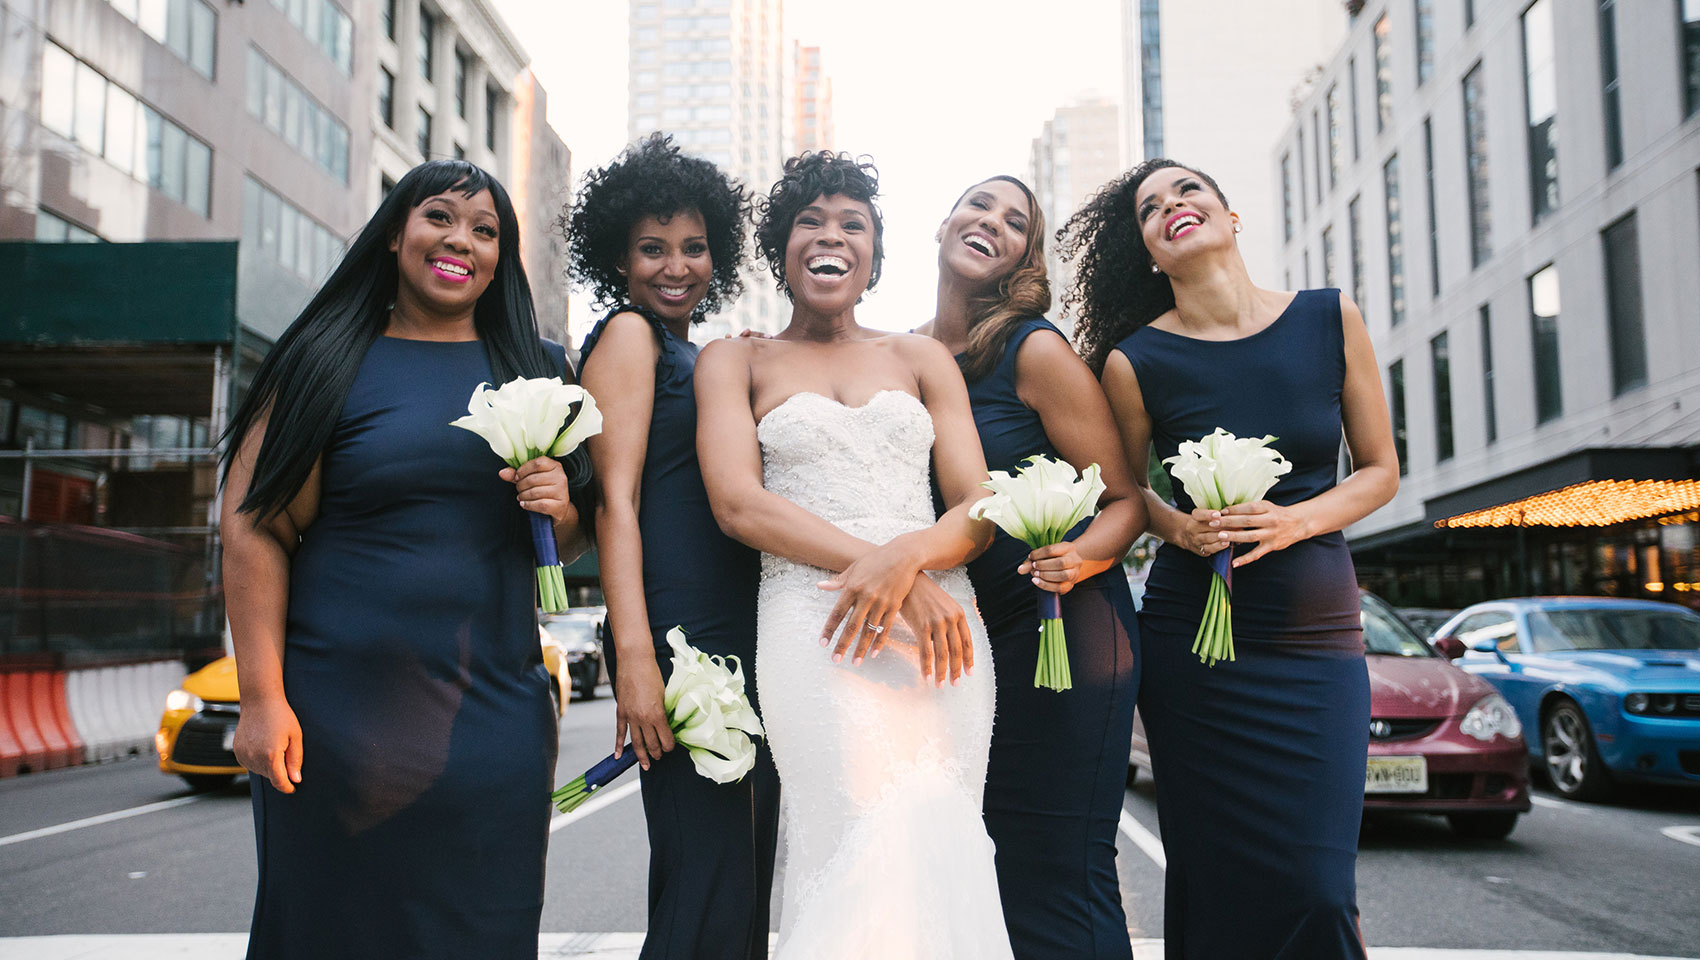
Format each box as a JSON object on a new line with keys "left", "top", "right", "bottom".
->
{"left": 0, "top": 936, "right": 1695, "bottom": 960}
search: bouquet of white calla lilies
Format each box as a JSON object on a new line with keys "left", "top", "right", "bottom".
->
{"left": 451, "top": 376, "right": 602, "bottom": 612}
{"left": 552, "top": 628, "right": 765, "bottom": 813}
{"left": 969, "top": 455, "right": 1107, "bottom": 692}
{"left": 1162, "top": 428, "right": 1293, "bottom": 666}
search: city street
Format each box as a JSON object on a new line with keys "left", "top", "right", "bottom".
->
{"left": 1, "top": 691, "right": 1696, "bottom": 958}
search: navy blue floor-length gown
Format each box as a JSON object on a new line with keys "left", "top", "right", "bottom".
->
{"left": 246, "top": 336, "right": 566, "bottom": 959}
{"left": 1115, "top": 289, "right": 1370, "bottom": 960}
{"left": 579, "top": 305, "right": 779, "bottom": 960}
{"left": 952, "top": 317, "right": 1141, "bottom": 959}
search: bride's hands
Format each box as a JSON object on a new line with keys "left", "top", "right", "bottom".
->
{"left": 614, "top": 655, "right": 675, "bottom": 770}
{"left": 818, "top": 540, "right": 923, "bottom": 668}
{"left": 897, "top": 573, "right": 974, "bottom": 686}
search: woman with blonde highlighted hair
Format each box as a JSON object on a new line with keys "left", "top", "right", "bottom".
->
{"left": 919, "top": 175, "right": 1148, "bottom": 959}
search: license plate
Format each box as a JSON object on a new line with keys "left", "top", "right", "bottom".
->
{"left": 221, "top": 725, "right": 236, "bottom": 753}
{"left": 1365, "top": 755, "right": 1428, "bottom": 794}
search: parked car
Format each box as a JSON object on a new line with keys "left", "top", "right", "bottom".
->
{"left": 1431, "top": 597, "right": 1700, "bottom": 801}
{"left": 1397, "top": 607, "right": 1459, "bottom": 639}
{"left": 541, "top": 609, "right": 606, "bottom": 700}
{"left": 1130, "top": 592, "right": 1531, "bottom": 839}
{"left": 156, "top": 632, "right": 572, "bottom": 792}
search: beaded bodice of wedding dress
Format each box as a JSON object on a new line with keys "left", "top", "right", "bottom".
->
{"left": 754, "top": 389, "right": 1013, "bottom": 960}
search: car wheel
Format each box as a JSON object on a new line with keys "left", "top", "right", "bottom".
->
{"left": 1446, "top": 811, "right": 1519, "bottom": 840}
{"left": 550, "top": 679, "right": 563, "bottom": 719}
{"left": 181, "top": 773, "right": 235, "bottom": 792}
{"left": 1541, "top": 700, "right": 1613, "bottom": 801}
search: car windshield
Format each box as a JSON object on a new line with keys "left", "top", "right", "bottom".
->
{"left": 544, "top": 620, "right": 595, "bottom": 646}
{"left": 1526, "top": 607, "right": 1700, "bottom": 653}
{"left": 1361, "top": 596, "right": 1435, "bottom": 657}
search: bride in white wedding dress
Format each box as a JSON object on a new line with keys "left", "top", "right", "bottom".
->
{"left": 697, "top": 153, "right": 1015, "bottom": 960}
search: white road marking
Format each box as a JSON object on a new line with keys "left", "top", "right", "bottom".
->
{"left": 0, "top": 795, "right": 209, "bottom": 848}
{"left": 1529, "top": 794, "right": 1588, "bottom": 812}
{"left": 0, "top": 935, "right": 1692, "bottom": 960}
{"left": 1118, "top": 807, "right": 1167, "bottom": 870}
{"left": 548, "top": 780, "right": 641, "bottom": 833}
{"left": 1660, "top": 825, "right": 1700, "bottom": 849}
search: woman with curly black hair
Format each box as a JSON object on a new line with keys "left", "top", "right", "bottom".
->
{"left": 918, "top": 175, "right": 1146, "bottom": 959}
{"left": 1064, "top": 158, "right": 1398, "bottom": 960}
{"left": 566, "top": 134, "right": 777, "bottom": 960}
{"left": 696, "top": 152, "right": 1013, "bottom": 958}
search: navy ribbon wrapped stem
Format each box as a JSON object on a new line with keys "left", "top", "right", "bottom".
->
{"left": 529, "top": 511, "right": 559, "bottom": 567}
{"left": 1209, "top": 546, "right": 1234, "bottom": 593}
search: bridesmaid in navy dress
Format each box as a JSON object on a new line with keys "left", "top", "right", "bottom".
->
{"left": 567, "top": 134, "right": 778, "bottom": 960}
{"left": 221, "top": 161, "right": 582, "bottom": 959}
{"left": 920, "top": 176, "right": 1147, "bottom": 959}
{"left": 1063, "top": 160, "right": 1399, "bottom": 959}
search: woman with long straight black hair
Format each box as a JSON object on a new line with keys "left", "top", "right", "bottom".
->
{"left": 919, "top": 176, "right": 1146, "bottom": 959}
{"left": 221, "top": 160, "right": 582, "bottom": 960}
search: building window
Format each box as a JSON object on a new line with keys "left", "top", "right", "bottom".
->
{"left": 1423, "top": 116, "right": 1439, "bottom": 297}
{"left": 1523, "top": 0, "right": 1560, "bottom": 223}
{"left": 1304, "top": 249, "right": 1312, "bottom": 288}
{"left": 40, "top": 42, "right": 212, "bottom": 215}
{"left": 1415, "top": 0, "right": 1435, "bottom": 84}
{"left": 379, "top": 67, "right": 395, "bottom": 129}
{"left": 246, "top": 47, "right": 350, "bottom": 182}
{"left": 382, "top": 0, "right": 396, "bottom": 40}
{"left": 1602, "top": 213, "right": 1647, "bottom": 395}
{"left": 453, "top": 142, "right": 465, "bottom": 160}
{"left": 266, "top": 0, "right": 353, "bottom": 74}
{"left": 103, "top": 0, "right": 217, "bottom": 79}
{"left": 381, "top": 174, "right": 397, "bottom": 200}
{"left": 1599, "top": 0, "right": 1623, "bottom": 170}
{"left": 455, "top": 50, "right": 468, "bottom": 118}
{"left": 1281, "top": 153, "right": 1294, "bottom": 242}
{"left": 1312, "top": 109, "right": 1324, "bottom": 202}
{"left": 1463, "top": 62, "right": 1492, "bottom": 268}
{"left": 1431, "top": 331, "right": 1454, "bottom": 462}
{"left": 1140, "top": 0, "right": 1164, "bottom": 158}
{"left": 1384, "top": 154, "right": 1406, "bottom": 326}
{"left": 1374, "top": 13, "right": 1394, "bottom": 134}
{"left": 1348, "top": 56, "right": 1361, "bottom": 161}
{"left": 1326, "top": 84, "right": 1342, "bottom": 188}
{"left": 1297, "top": 126, "right": 1309, "bottom": 218}
{"left": 1479, "top": 305, "right": 1497, "bottom": 443}
{"left": 243, "top": 176, "right": 342, "bottom": 283}
{"left": 419, "top": 9, "right": 435, "bottom": 81}
{"left": 485, "top": 85, "right": 499, "bottom": 151}
{"left": 1348, "top": 195, "right": 1364, "bottom": 307}
{"left": 1685, "top": 0, "right": 1700, "bottom": 117}
{"left": 417, "top": 106, "right": 432, "bottom": 157}
{"left": 1467, "top": 0, "right": 1476, "bottom": 27}
{"left": 1322, "top": 225, "right": 1337, "bottom": 288}
{"left": 1389, "top": 359, "right": 1409, "bottom": 475}
{"left": 34, "top": 209, "right": 101, "bottom": 243}
{"left": 1529, "top": 264, "right": 1563, "bottom": 423}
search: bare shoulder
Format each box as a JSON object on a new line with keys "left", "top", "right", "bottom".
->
{"left": 584, "top": 310, "right": 662, "bottom": 366}
{"left": 1336, "top": 290, "right": 1368, "bottom": 331}
{"left": 1014, "top": 322, "right": 1082, "bottom": 366}
{"left": 883, "top": 330, "right": 957, "bottom": 369}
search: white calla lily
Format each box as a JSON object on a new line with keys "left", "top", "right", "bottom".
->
{"left": 450, "top": 376, "right": 604, "bottom": 468}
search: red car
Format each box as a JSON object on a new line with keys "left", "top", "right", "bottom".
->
{"left": 1129, "top": 592, "right": 1531, "bottom": 839}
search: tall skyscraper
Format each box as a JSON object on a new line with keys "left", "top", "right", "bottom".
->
{"left": 792, "top": 43, "right": 834, "bottom": 153}
{"left": 628, "top": 0, "right": 788, "bottom": 336}
{"left": 1123, "top": 0, "right": 1348, "bottom": 285}
{"left": 1028, "top": 98, "right": 1122, "bottom": 329}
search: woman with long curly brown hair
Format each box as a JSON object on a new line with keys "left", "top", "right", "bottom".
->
{"left": 1064, "top": 158, "right": 1397, "bottom": 960}
{"left": 918, "top": 175, "right": 1146, "bottom": 960}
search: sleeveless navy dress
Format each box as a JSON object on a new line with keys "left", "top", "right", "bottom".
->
{"left": 578, "top": 305, "right": 778, "bottom": 960}
{"left": 1115, "top": 290, "right": 1369, "bottom": 960}
{"left": 247, "top": 336, "right": 566, "bottom": 960}
{"left": 949, "top": 318, "right": 1141, "bottom": 960}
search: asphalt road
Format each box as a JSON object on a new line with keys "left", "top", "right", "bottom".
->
{"left": 2, "top": 693, "right": 1696, "bottom": 955}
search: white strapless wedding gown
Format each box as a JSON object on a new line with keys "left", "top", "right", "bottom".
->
{"left": 755, "top": 389, "right": 1013, "bottom": 960}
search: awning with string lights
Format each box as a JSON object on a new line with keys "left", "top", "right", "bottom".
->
{"left": 1423, "top": 448, "right": 1699, "bottom": 532}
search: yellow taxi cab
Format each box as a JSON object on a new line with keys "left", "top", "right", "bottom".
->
{"left": 156, "top": 631, "right": 571, "bottom": 791}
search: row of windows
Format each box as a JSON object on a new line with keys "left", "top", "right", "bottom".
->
{"left": 662, "top": 83, "right": 732, "bottom": 101}
{"left": 245, "top": 47, "right": 351, "bottom": 183}
{"left": 660, "top": 36, "right": 731, "bottom": 56}
{"left": 658, "top": 104, "right": 732, "bottom": 125}
{"left": 35, "top": 210, "right": 101, "bottom": 243}
{"left": 40, "top": 43, "right": 212, "bottom": 217}
{"left": 668, "top": 126, "right": 732, "bottom": 145}
{"left": 102, "top": 0, "right": 216, "bottom": 80}
{"left": 267, "top": 0, "right": 353, "bottom": 74}
{"left": 664, "top": 59, "right": 733, "bottom": 77}
{"left": 242, "top": 177, "right": 344, "bottom": 284}
{"left": 1385, "top": 210, "right": 1654, "bottom": 474}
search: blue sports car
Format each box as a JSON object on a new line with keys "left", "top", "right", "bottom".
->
{"left": 1430, "top": 598, "right": 1700, "bottom": 801}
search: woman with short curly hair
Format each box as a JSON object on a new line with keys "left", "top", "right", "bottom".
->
{"left": 919, "top": 175, "right": 1146, "bottom": 959}
{"left": 697, "top": 151, "right": 1013, "bottom": 958}
{"left": 565, "top": 133, "right": 777, "bottom": 960}
{"left": 1064, "top": 158, "right": 1398, "bottom": 960}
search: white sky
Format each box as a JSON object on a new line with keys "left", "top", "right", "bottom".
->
{"left": 489, "top": 0, "right": 1126, "bottom": 336}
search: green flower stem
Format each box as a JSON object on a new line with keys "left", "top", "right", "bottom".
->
{"left": 1190, "top": 574, "right": 1237, "bottom": 667}
{"left": 1034, "top": 618, "right": 1073, "bottom": 692}
{"left": 551, "top": 773, "right": 589, "bottom": 813}
{"left": 537, "top": 565, "right": 569, "bottom": 613}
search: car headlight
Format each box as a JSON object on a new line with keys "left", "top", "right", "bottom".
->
{"left": 1460, "top": 693, "right": 1522, "bottom": 742}
{"left": 164, "top": 689, "right": 204, "bottom": 714}
{"left": 1627, "top": 693, "right": 1682, "bottom": 715}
